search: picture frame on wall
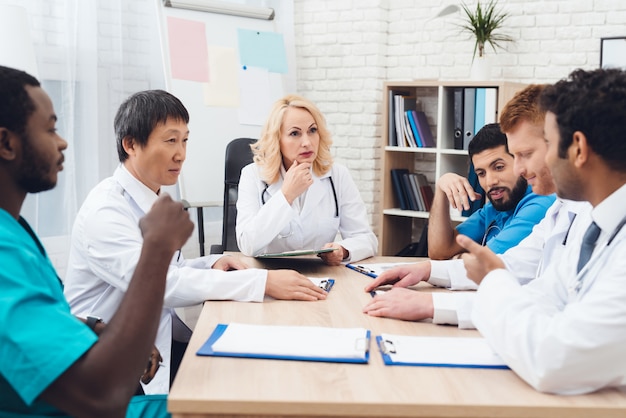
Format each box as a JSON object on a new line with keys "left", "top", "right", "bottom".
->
{"left": 600, "top": 37, "right": 626, "bottom": 69}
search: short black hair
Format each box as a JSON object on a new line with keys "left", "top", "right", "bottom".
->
{"left": 0, "top": 65, "right": 40, "bottom": 136}
{"left": 114, "top": 89, "right": 189, "bottom": 162}
{"left": 540, "top": 68, "right": 626, "bottom": 173}
{"left": 468, "top": 123, "right": 508, "bottom": 160}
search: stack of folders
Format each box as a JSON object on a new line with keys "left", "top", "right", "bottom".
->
{"left": 197, "top": 323, "right": 371, "bottom": 364}
{"left": 452, "top": 87, "right": 498, "bottom": 150}
{"left": 377, "top": 334, "right": 508, "bottom": 369}
{"left": 390, "top": 168, "right": 434, "bottom": 211}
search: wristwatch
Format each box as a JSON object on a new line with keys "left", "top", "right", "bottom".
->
{"left": 86, "top": 315, "right": 103, "bottom": 331}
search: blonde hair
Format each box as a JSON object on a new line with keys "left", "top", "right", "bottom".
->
{"left": 252, "top": 94, "right": 333, "bottom": 184}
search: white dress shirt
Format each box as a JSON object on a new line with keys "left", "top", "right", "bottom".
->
{"left": 429, "top": 199, "right": 592, "bottom": 328}
{"left": 473, "top": 184, "right": 626, "bottom": 394}
{"left": 236, "top": 162, "right": 377, "bottom": 262}
{"left": 64, "top": 165, "right": 268, "bottom": 394}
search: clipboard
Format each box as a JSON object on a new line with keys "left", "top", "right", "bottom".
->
{"left": 376, "top": 334, "right": 508, "bottom": 369}
{"left": 309, "top": 277, "right": 335, "bottom": 292}
{"left": 197, "top": 323, "right": 371, "bottom": 364}
{"left": 256, "top": 248, "right": 334, "bottom": 258}
{"left": 346, "top": 262, "right": 415, "bottom": 278}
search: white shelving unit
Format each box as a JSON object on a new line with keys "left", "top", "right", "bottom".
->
{"left": 379, "top": 80, "right": 527, "bottom": 256}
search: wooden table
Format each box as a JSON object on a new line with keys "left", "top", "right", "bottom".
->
{"left": 168, "top": 256, "right": 626, "bottom": 417}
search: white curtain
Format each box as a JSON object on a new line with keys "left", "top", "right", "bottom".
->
{"left": 1, "top": 0, "right": 166, "bottom": 276}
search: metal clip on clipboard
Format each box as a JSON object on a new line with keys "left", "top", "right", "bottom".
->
{"left": 377, "top": 338, "right": 396, "bottom": 354}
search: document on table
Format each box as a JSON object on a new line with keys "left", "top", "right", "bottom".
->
{"left": 197, "top": 323, "right": 371, "bottom": 363}
{"left": 256, "top": 248, "right": 334, "bottom": 258}
{"left": 346, "top": 262, "right": 415, "bottom": 278}
{"left": 377, "top": 334, "right": 508, "bottom": 369}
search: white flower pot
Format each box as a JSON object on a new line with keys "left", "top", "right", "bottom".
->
{"left": 469, "top": 56, "right": 492, "bottom": 81}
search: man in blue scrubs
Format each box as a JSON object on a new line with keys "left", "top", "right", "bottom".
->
{"left": 0, "top": 65, "right": 193, "bottom": 417}
{"left": 428, "top": 123, "right": 554, "bottom": 259}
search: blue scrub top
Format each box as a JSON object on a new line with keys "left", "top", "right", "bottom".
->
{"left": 456, "top": 186, "right": 556, "bottom": 254}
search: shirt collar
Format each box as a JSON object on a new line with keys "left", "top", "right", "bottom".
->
{"left": 592, "top": 183, "right": 626, "bottom": 234}
{"left": 114, "top": 164, "right": 160, "bottom": 214}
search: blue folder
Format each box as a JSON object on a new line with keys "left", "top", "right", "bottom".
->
{"left": 376, "top": 335, "right": 509, "bottom": 369}
{"left": 197, "top": 324, "right": 371, "bottom": 364}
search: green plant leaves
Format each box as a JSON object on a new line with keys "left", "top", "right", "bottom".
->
{"left": 459, "top": 0, "right": 514, "bottom": 61}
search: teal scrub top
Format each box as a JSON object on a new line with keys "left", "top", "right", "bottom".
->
{"left": 0, "top": 210, "right": 169, "bottom": 418}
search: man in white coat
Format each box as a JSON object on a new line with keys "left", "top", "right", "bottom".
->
{"left": 363, "top": 84, "right": 590, "bottom": 327}
{"left": 64, "top": 90, "right": 327, "bottom": 395}
{"left": 458, "top": 68, "right": 626, "bottom": 394}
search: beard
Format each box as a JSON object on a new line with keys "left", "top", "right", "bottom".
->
{"left": 16, "top": 132, "right": 57, "bottom": 193}
{"left": 488, "top": 176, "right": 528, "bottom": 212}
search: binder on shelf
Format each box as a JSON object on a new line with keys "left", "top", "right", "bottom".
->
{"left": 400, "top": 96, "right": 418, "bottom": 147}
{"left": 390, "top": 168, "right": 410, "bottom": 210}
{"left": 463, "top": 87, "right": 476, "bottom": 150}
{"left": 389, "top": 89, "right": 410, "bottom": 147}
{"left": 393, "top": 95, "right": 405, "bottom": 146}
{"left": 376, "top": 334, "right": 508, "bottom": 369}
{"left": 198, "top": 323, "right": 371, "bottom": 364}
{"left": 415, "top": 173, "right": 434, "bottom": 211}
{"left": 453, "top": 88, "right": 464, "bottom": 150}
{"left": 408, "top": 173, "right": 426, "bottom": 211}
{"left": 403, "top": 111, "right": 418, "bottom": 147}
{"left": 401, "top": 172, "right": 419, "bottom": 211}
{"left": 413, "top": 110, "right": 435, "bottom": 148}
{"left": 406, "top": 110, "right": 423, "bottom": 147}
{"left": 474, "top": 87, "right": 486, "bottom": 133}
{"left": 484, "top": 87, "right": 498, "bottom": 125}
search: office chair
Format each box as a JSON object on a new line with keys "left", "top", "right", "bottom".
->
{"left": 209, "top": 137, "right": 256, "bottom": 254}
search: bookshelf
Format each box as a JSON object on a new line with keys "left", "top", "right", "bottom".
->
{"left": 379, "top": 80, "right": 527, "bottom": 256}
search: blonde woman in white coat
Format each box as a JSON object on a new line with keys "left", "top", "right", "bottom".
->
{"left": 236, "top": 95, "right": 377, "bottom": 266}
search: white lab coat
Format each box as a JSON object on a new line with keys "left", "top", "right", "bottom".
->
{"left": 429, "top": 199, "right": 592, "bottom": 328}
{"left": 236, "top": 162, "right": 377, "bottom": 262}
{"left": 64, "top": 165, "right": 268, "bottom": 394}
{"left": 473, "top": 184, "right": 626, "bottom": 394}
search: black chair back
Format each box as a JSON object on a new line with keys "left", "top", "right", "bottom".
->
{"left": 211, "top": 137, "right": 256, "bottom": 253}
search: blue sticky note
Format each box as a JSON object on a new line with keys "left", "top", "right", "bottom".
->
{"left": 237, "top": 29, "right": 288, "bottom": 74}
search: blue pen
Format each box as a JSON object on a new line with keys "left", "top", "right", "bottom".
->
{"left": 347, "top": 264, "right": 378, "bottom": 278}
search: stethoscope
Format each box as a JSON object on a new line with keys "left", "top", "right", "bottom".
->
{"left": 481, "top": 220, "right": 502, "bottom": 246}
{"left": 261, "top": 176, "right": 339, "bottom": 217}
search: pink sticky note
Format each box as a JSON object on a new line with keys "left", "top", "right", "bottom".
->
{"left": 167, "top": 16, "right": 209, "bottom": 82}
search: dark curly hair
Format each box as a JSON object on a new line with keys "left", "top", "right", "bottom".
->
{"left": 0, "top": 65, "right": 40, "bottom": 136}
{"left": 540, "top": 68, "right": 626, "bottom": 172}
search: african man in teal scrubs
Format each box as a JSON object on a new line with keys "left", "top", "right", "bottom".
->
{"left": 0, "top": 65, "right": 193, "bottom": 417}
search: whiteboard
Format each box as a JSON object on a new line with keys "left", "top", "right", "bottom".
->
{"left": 156, "top": 0, "right": 296, "bottom": 205}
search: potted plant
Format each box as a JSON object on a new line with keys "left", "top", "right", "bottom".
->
{"left": 458, "top": 0, "right": 513, "bottom": 78}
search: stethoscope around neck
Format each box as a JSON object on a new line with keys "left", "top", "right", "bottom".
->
{"left": 261, "top": 176, "right": 339, "bottom": 217}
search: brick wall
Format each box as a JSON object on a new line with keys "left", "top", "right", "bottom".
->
{"left": 293, "top": 0, "right": 626, "bottom": 237}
